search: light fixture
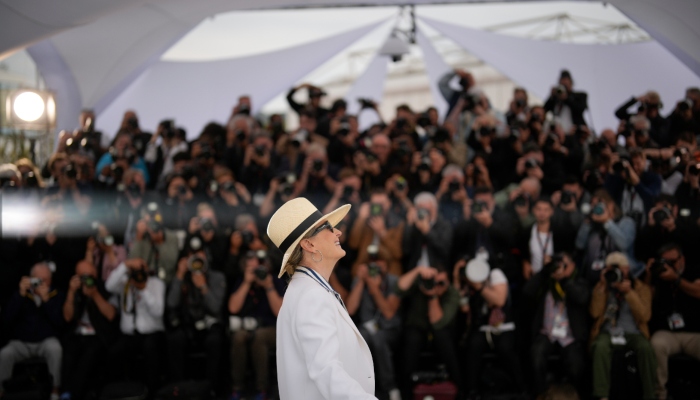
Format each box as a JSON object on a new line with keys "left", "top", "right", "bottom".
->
{"left": 379, "top": 5, "right": 416, "bottom": 63}
{"left": 1, "top": 89, "right": 56, "bottom": 131}
{"left": 379, "top": 33, "right": 411, "bottom": 62}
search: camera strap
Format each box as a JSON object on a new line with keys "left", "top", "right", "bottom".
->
{"left": 534, "top": 227, "right": 552, "bottom": 262}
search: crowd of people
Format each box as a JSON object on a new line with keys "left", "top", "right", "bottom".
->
{"left": 0, "top": 69, "right": 699, "bottom": 400}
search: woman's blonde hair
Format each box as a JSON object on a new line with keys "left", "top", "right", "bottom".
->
{"left": 283, "top": 229, "right": 316, "bottom": 276}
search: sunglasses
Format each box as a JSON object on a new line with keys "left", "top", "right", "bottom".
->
{"left": 311, "top": 221, "right": 334, "bottom": 237}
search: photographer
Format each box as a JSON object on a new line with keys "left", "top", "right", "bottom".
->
{"left": 409, "top": 147, "right": 446, "bottom": 195}
{"left": 144, "top": 119, "right": 188, "bottom": 189}
{"left": 327, "top": 114, "right": 361, "bottom": 168}
{"left": 239, "top": 132, "right": 276, "bottom": 199}
{"left": 396, "top": 266, "right": 461, "bottom": 391}
{"left": 260, "top": 171, "right": 299, "bottom": 218}
{"left": 402, "top": 192, "right": 452, "bottom": 272}
{"left": 160, "top": 173, "right": 195, "bottom": 230}
{"left": 667, "top": 90, "right": 700, "bottom": 141}
{"left": 462, "top": 256, "right": 525, "bottom": 398}
{"left": 543, "top": 70, "right": 588, "bottom": 133}
{"left": 108, "top": 168, "right": 149, "bottom": 247}
{"left": 648, "top": 244, "right": 700, "bottom": 400}
{"left": 131, "top": 207, "right": 180, "bottom": 284}
{"left": 42, "top": 155, "right": 92, "bottom": 218}
{"left": 505, "top": 87, "right": 530, "bottom": 127}
{"left": 223, "top": 115, "right": 254, "bottom": 178}
{"left": 0, "top": 263, "right": 64, "bottom": 400}
{"left": 105, "top": 258, "right": 165, "bottom": 394}
{"left": 522, "top": 253, "right": 589, "bottom": 397}
{"left": 589, "top": 252, "right": 656, "bottom": 400}
{"left": 227, "top": 250, "right": 284, "bottom": 400}
{"left": 212, "top": 168, "right": 253, "bottom": 229}
{"left": 453, "top": 186, "right": 519, "bottom": 282}
{"left": 85, "top": 222, "right": 127, "bottom": 282}
{"left": 605, "top": 148, "right": 661, "bottom": 223}
{"left": 576, "top": 189, "right": 638, "bottom": 284}
{"left": 521, "top": 198, "right": 577, "bottom": 280}
{"left": 224, "top": 214, "right": 267, "bottom": 286}
{"left": 95, "top": 132, "right": 150, "bottom": 187}
{"left": 187, "top": 203, "right": 229, "bottom": 271}
{"left": 635, "top": 195, "right": 700, "bottom": 265}
{"left": 614, "top": 91, "right": 669, "bottom": 147}
{"left": 322, "top": 169, "right": 362, "bottom": 215}
{"left": 61, "top": 260, "right": 118, "bottom": 400}
{"left": 346, "top": 250, "right": 402, "bottom": 400}
{"left": 439, "top": 69, "right": 475, "bottom": 118}
{"left": 550, "top": 175, "right": 590, "bottom": 232}
{"left": 286, "top": 83, "right": 329, "bottom": 121}
{"left": 166, "top": 246, "right": 226, "bottom": 383}
{"left": 293, "top": 143, "right": 337, "bottom": 208}
{"left": 349, "top": 190, "right": 404, "bottom": 276}
{"left": 435, "top": 164, "right": 469, "bottom": 227}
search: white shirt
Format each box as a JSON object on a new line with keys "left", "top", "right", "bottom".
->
{"left": 105, "top": 263, "right": 165, "bottom": 335}
{"left": 529, "top": 224, "right": 554, "bottom": 274}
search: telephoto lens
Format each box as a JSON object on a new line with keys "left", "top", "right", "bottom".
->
{"left": 604, "top": 265, "right": 623, "bottom": 286}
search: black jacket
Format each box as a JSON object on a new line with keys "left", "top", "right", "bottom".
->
{"left": 522, "top": 269, "right": 590, "bottom": 342}
{"left": 64, "top": 282, "right": 119, "bottom": 344}
{"left": 544, "top": 91, "right": 588, "bottom": 127}
{"left": 402, "top": 216, "right": 453, "bottom": 271}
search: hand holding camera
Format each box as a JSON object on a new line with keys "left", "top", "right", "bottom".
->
{"left": 590, "top": 202, "right": 611, "bottom": 224}
{"left": 125, "top": 258, "right": 148, "bottom": 289}
{"left": 418, "top": 267, "right": 438, "bottom": 297}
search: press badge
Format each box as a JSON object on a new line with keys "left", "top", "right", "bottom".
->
{"left": 610, "top": 327, "right": 626, "bottom": 345}
{"left": 363, "top": 319, "right": 379, "bottom": 335}
{"left": 552, "top": 315, "right": 567, "bottom": 339}
{"left": 591, "top": 260, "right": 605, "bottom": 271}
{"left": 668, "top": 313, "right": 685, "bottom": 330}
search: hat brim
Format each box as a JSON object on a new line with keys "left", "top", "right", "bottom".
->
{"left": 277, "top": 203, "right": 351, "bottom": 278}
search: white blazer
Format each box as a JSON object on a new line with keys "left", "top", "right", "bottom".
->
{"left": 277, "top": 268, "right": 376, "bottom": 400}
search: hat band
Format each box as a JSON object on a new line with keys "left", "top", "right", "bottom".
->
{"left": 279, "top": 210, "right": 323, "bottom": 254}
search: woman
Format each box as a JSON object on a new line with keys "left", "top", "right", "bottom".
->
{"left": 267, "top": 198, "right": 377, "bottom": 400}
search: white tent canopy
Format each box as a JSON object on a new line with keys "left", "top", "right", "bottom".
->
{"left": 1, "top": 0, "right": 699, "bottom": 136}
{"left": 420, "top": 15, "right": 700, "bottom": 132}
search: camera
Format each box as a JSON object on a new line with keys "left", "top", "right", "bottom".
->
{"left": 368, "top": 263, "right": 381, "bottom": 277}
{"left": 677, "top": 98, "right": 693, "bottom": 112}
{"left": 604, "top": 264, "right": 623, "bottom": 286}
{"left": 337, "top": 118, "right": 351, "bottom": 136}
{"left": 561, "top": 190, "right": 574, "bottom": 205}
{"left": 147, "top": 218, "right": 163, "bottom": 235}
{"left": 22, "top": 171, "right": 39, "bottom": 188}
{"left": 200, "top": 217, "right": 215, "bottom": 232}
{"left": 396, "top": 141, "right": 412, "bottom": 158}
{"left": 188, "top": 255, "right": 207, "bottom": 273}
{"left": 651, "top": 258, "right": 667, "bottom": 277}
{"left": 254, "top": 265, "right": 268, "bottom": 280}
{"left": 220, "top": 181, "right": 236, "bottom": 194}
{"left": 471, "top": 200, "right": 487, "bottom": 214}
{"left": 254, "top": 144, "right": 266, "bottom": 157}
{"left": 30, "top": 277, "right": 43, "bottom": 288}
{"left": 62, "top": 163, "right": 78, "bottom": 179}
{"left": 689, "top": 163, "right": 700, "bottom": 175}
{"left": 591, "top": 203, "right": 606, "bottom": 216}
{"left": 478, "top": 126, "right": 495, "bottom": 139}
{"left": 417, "top": 112, "right": 432, "bottom": 128}
{"left": 525, "top": 158, "right": 539, "bottom": 170}
{"left": 420, "top": 276, "right": 435, "bottom": 291}
{"left": 418, "top": 156, "right": 432, "bottom": 171}
{"left": 277, "top": 172, "right": 296, "bottom": 196}
{"left": 358, "top": 98, "right": 374, "bottom": 109}
{"left": 312, "top": 159, "right": 324, "bottom": 172}
{"left": 417, "top": 208, "right": 429, "bottom": 220}
{"left": 291, "top": 129, "right": 309, "bottom": 148}
{"left": 395, "top": 176, "right": 407, "bottom": 191}
{"left": 342, "top": 185, "right": 354, "bottom": 200}
{"left": 177, "top": 185, "right": 188, "bottom": 197}
{"left": 612, "top": 161, "right": 626, "bottom": 174}
{"left": 241, "top": 230, "right": 254, "bottom": 246}
{"left": 448, "top": 180, "right": 461, "bottom": 193}
{"left": 237, "top": 103, "right": 251, "bottom": 116}
{"left": 370, "top": 203, "right": 383, "bottom": 217}
{"left": 129, "top": 267, "right": 148, "bottom": 283}
{"left": 545, "top": 254, "right": 565, "bottom": 275}
{"left": 652, "top": 207, "right": 672, "bottom": 225}
{"left": 80, "top": 275, "right": 96, "bottom": 288}
{"left": 513, "top": 193, "right": 529, "bottom": 207}
{"left": 127, "top": 182, "right": 142, "bottom": 198}
{"left": 555, "top": 84, "right": 566, "bottom": 96}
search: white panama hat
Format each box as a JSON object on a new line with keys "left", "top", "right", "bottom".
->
{"left": 267, "top": 197, "right": 350, "bottom": 278}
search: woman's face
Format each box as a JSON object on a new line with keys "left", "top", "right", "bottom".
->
{"left": 307, "top": 221, "right": 345, "bottom": 261}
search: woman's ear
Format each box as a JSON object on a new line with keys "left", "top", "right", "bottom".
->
{"left": 299, "top": 238, "right": 314, "bottom": 253}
